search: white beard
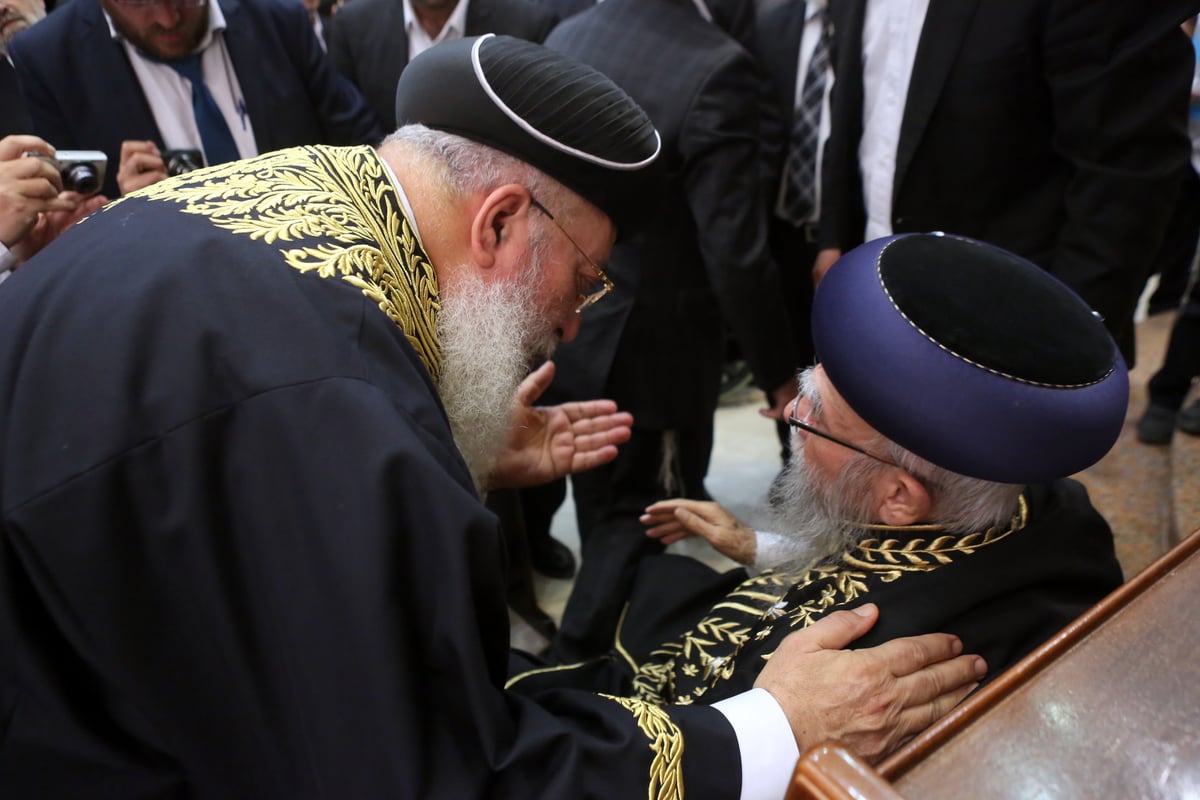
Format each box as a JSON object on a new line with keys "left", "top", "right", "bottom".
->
{"left": 765, "top": 443, "right": 882, "bottom": 571}
{"left": 436, "top": 267, "right": 557, "bottom": 492}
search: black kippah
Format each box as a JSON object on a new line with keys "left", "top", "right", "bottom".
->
{"left": 395, "top": 34, "right": 661, "bottom": 233}
{"left": 880, "top": 235, "right": 1114, "bottom": 386}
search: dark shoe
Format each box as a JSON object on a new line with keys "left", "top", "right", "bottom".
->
{"left": 1178, "top": 399, "right": 1200, "bottom": 436}
{"left": 530, "top": 536, "right": 576, "bottom": 580}
{"left": 1136, "top": 404, "right": 1177, "bottom": 445}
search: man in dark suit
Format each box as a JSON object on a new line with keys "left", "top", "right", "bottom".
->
{"left": 817, "top": 0, "right": 1196, "bottom": 364}
{"left": 328, "top": 0, "right": 557, "bottom": 129}
{"left": 10, "top": 0, "right": 383, "bottom": 198}
{"left": 0, "top": 0, "right": 44, "bottom": 136}
{"left": 749, "top": 0, "right": 834, "bottom": 459}
{"left": 540, "top": 0, "right": 800, "bottom": 662}
{"left": 330, "top": 0, "right": 560, "bottom": 634}
{"left": 536, "top": 0, "right": 589, "bottom": 18}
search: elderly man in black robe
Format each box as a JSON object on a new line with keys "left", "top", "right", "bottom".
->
{"left": 511, "top": 233, "right": 1127, "bottom": 788}
{"left": 0, "top": 35, "right": 985, "bottom": 800}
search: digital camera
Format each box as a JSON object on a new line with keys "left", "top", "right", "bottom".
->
{"left": 27, "top": 150, "right": 107, "bottom": 196}
{"left": 162, "top": 148, "right": 205, "bottom": 177}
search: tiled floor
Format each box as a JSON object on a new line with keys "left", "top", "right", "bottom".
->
{"left": 519, "top": 311, "right": 1200, "bottom": 644}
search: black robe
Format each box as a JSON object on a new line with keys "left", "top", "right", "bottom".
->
{"left": 509, "top": 480, "right": 1124, "bottom": 705}
{"left": 0, "top": 146, "right": 740, "bottom": 798}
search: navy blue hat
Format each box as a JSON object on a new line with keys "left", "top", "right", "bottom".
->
{"left": 394, "top": 34, "right": 661, "bottom": 234}
{"left": 812, "top": 233, "right": 1128, "bottom": 484}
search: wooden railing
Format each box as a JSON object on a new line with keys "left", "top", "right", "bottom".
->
{"left": 786, "top": 526, "right": 1200, "bottom": 800}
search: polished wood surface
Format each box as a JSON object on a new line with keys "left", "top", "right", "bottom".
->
{"left": 787, "top": 526, "right": 1200, "bottom": 800}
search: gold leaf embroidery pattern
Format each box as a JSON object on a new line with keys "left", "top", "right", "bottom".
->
{"left": 601, "top": 695, "right": 685, "bottom": 800}
{"left": 106, "top": 146, "right": 443, "bottom": 379}
{"left": 632, "top": 498, "right": 1029, "bottom": 701}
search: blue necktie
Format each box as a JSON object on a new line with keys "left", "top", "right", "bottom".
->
{"left": 163, "top": 53, "right": 240, "bottom": 167}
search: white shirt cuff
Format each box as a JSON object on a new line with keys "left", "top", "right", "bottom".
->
{"left": 712, "top": 687, "right": 799, "bottom": 800}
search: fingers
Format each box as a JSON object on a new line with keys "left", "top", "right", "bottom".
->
{"left": 0, "top": 134, "right": 54, "bottom": 161}
{"left": 783, "top": 604, "right": 880, "bottom": 653}
{"left": 117, "top": 140, "right": 166, "bottom": 195}
{"left": 514, "top": 360, "right": 555, "bottom": 406}
{"left": 891, "top": 650, "right": 986, "bottom": 708}
{"left": 887, "top": 673, "right": 981, "bottom": 756}
{"left": 560, "top": 398, "right": 621, "bottom": 423}
{"left": 566, "top": 414, "right": 632, "bottom": 451}
{"left": 568, "top": 444, "right": 619, "bottom": 474}
{"left": 867, "top": 631, "right": 966, "bottom": 678}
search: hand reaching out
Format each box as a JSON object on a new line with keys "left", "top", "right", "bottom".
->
{"left": 641, "top": 498, "right": 757, "bottom": 565}
{"left": 486, "top": 360, "right": 633, "bottom": 490}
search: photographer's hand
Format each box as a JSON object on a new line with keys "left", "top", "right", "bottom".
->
{"left": 118, "top": 140, "right": 168, "bottom": 195}
{"left": 11, "top": 191, "right": 108, "bottom": 265}
{"left": 0, "top": 135, "right": 71, "bottom": 250}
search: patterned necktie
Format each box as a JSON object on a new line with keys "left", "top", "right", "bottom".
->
{"left": 162, "top": 53, "right": 240, "bottom": 167}
{"left": 780, "top": 7, "right": 832, "bottom": 225}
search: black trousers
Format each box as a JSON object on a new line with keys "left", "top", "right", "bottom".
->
{"left": 1148, "top": 273, "right": 1200, "bottom": 410}
{"left": 552, "top": 422, "right": 714, "bottom": 663}
{"left": 1147, "top": 170, "right": 1200, "bottom": 410}
{"left": 769, "top": 216, "right": 820, "bottom": 461}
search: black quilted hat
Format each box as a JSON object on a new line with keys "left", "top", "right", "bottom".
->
{"left": 394, "top": 34, "right": 661, "bottom": 234}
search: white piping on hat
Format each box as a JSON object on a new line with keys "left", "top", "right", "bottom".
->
{"left": 690, "top": 0, "right": 714, "bottom": 22}
{"left": 469, "top": 34, "right": 661, "bottom": 172}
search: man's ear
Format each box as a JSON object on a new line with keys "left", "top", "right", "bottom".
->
{"left": 874, "top": 469, "right": 932, "bottom": 526}
{"left": 469, "top": 184, "right": 533, "bottom": 272}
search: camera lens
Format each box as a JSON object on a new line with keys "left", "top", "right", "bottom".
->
{"left": 166, "top": 152, "right": 203, "bottom": 177}
{"left": 62, "top": 164, "right": 100, "bottom": 195}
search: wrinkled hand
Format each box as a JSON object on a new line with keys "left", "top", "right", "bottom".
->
{"left": 756, "top": 603, "right": 986, "bottom": 763}
{"left": 640, "top": 498, "right": 756, "bottom": 565}
{"left": 486, "top": 361, "right": 633, "bottom": 490}
{"left": 0, "top": 134, "right": 73, "bottom": 249}
{"left": 117, "top": 140, "right": 168, "bottom": 195}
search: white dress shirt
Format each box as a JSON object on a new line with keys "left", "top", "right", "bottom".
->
{"left": 859, "top": 0, "right": 930, "bottom": 240}
{"left": 106, "top": 2, "right": 258, "bottom": 162}
{"left": 404, "top": 0, "right": 470, "bottom": 62}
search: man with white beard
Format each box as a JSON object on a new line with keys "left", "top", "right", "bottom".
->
{"left": 511, "top": 231, "right": 1127, "bottom": 770}
{"left": 0, "top": 36, "right": 987, "bottom": 799}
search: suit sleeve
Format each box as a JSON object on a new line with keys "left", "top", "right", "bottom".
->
{"left": 1043, "top": 2, "right": 1193, "bottom": 349}
{"left": 679, "top": 52, "right": 801, "bottom": 393}
{"left": 9, "top": 37, "right": 76, "bottom": 155}
{"left": 4, "top": 377, "right": 742, "bottom": 799}
{"left": 278, "top": 0, "right": 385, "bottom": 144}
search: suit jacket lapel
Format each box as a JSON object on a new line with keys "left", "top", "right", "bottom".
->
{"left": 893, "top": 0, "right": 980, "bottom": 196}
{"left": 219, "top": 0, "right": 273, "bottom": 148}
{"left": 0, "top": 57, "right": 31, "bottom": 137}
{"left": 756, "top": 0, "right": 808, "bottom": 112}
{"left": 464, "top": 0, "right": 493, "bottom": 33}
{"left": 76, "top": 0, "right": 162, "bottom": 142}
{"left": 378, "top": 0, "right": 409, "bottom": 96}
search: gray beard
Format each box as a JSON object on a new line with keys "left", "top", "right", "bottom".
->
{"left": 764, "top": 445, "right": 879, "bottom": 572}
{"left": 436, "top": 270, "right": 557, "bottom": 492}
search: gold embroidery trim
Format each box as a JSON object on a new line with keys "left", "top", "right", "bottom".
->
{"left": 601, "top": 694, "right": 685, "bottom": 800}
{"left": 105, "top": 145, "right": 443, "bottom": 380}
{"left": 633, "top": 496, "right": 1031, "bottom": 700}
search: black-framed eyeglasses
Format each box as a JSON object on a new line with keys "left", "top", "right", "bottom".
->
{"left": 787, "top": 397, "right": 897, "bottom": 466}
{"left": 528, "top": 196, "right": 613, "bottom": 313}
